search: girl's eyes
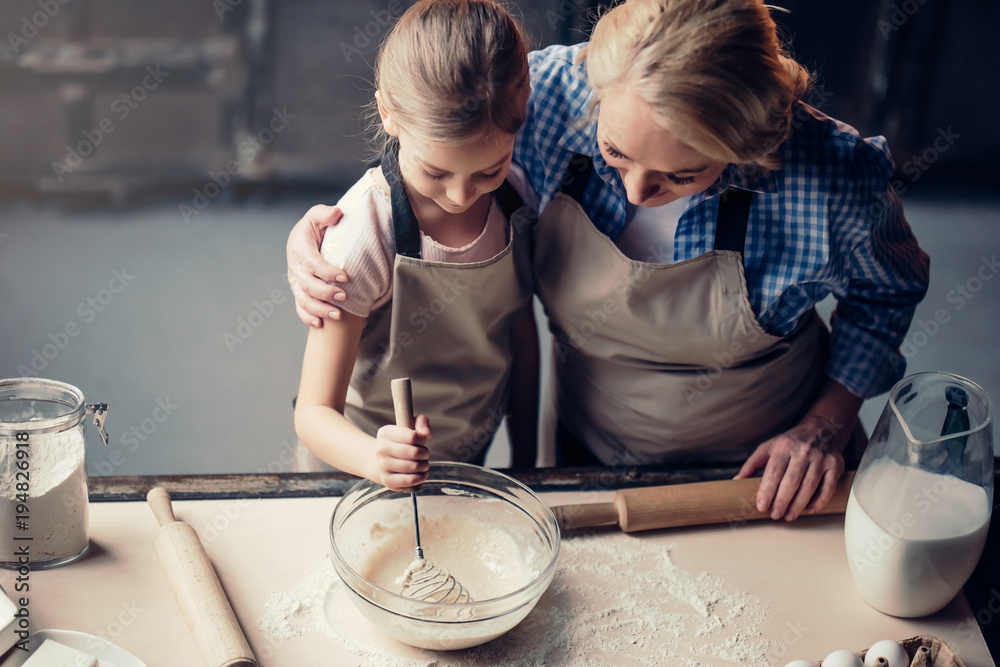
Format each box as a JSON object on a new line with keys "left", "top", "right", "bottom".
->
{"left": 423, "top": 170, "right": 446, "bottom": 181}
{"left": 668, "top": 175, "right": 696, "bottom": 185}
{"left": 479, "top": 169, "right": 503, "bottom": 180}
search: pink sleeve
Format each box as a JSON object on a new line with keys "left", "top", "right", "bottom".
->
{"left": 319, "top": 174, "right": 395, "bottom": 318}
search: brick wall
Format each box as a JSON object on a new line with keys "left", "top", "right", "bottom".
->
{"left": 0, "top": 0, "right": 249, "bottom": 201}
{"left": 0, "top": 0, "right": 596, "bottom": 202}
{"left": 0, "top": 0, "right": 994, "bottom": 203}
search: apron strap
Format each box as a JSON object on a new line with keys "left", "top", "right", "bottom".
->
{"left": 381, "top": 142, "right": 423, "bottom": 259}
{"left": 713, "top": 187, "right": 753, "bottom": 256}
{"left": 381, "top": 143, "right": 525, "bottom": 258}
{"left": 494, "top": 179, "right": 525, "bottom": 220}
{"left": 559, "top": 153, "right": 595, "bottom": 203}
{"left": 558, "top": 154, "right": 752, "bottom": 256}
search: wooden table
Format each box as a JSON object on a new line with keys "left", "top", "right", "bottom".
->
{"left": 2, "top": 465, "right": 997, "bottom": 666}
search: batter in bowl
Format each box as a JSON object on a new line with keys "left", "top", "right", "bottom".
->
{"left": 360, "top": 511, "right": 542, "bottom": 602}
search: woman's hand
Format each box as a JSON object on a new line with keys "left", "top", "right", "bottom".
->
{"left": 287, "top": 205, "right": 348, "bottom": 327}
{"left": 373, "top": 415, "right": 432, "bottom": 491}
{"left": 735, "top": 415, "right": 848, "bottom": 521}
{"left": 736, "top": 376, "right": 862, "bottom": 521}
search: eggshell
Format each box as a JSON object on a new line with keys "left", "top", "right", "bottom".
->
{"left": 864, "top": 639, "right": 909, "bottom": 667}
{"left": 783, "top": 661, "right": 815, "bottom": 667}
{"left": 822, "top": 649, "right": 864, "bottom": 667}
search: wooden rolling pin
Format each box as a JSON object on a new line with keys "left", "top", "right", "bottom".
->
{"left": 551, "top": 471, "right": 855, "bottom": 532}
{"left": 148, "top": 487, "right": 257, "bottom": 667}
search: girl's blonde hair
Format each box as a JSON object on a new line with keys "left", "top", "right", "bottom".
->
{"left": 582, "top": 0, "right": 812, "bottom": 170}
{"left": 373, "top": 0, "right": 529, "bottom": 149}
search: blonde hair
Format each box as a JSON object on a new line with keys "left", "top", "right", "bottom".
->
{"left": 583, "top": 0, "right": 812, "bottom": 170}
{"left": 373, "top": 0, "right": 529, "bottom": 150}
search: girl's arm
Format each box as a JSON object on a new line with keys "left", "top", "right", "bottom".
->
{"left": 505, "top": 303, "right": 540, "bottom": 467}
{"left": 294, "top": 312, "right": 431, "bottom": 490}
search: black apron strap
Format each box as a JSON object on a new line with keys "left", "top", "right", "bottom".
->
{"left": 380, "top": 143, "right": 423, "bottom": 259}
{"left": 381, "top": 144, "right": 525, "bottom": 257}
{"left": 559, "top": 153, "right": 594, "bottom": 203}
{"left": 713, "top": 187, "right": 753, "bottom": 256}
{"left": 494, "top": 179, "right": 524, "bottom": 220}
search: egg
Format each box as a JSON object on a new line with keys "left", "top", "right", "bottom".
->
{"left": 864, "top": 639, "right": 909, "bottom": 667}
{"left": 783, "top": 661, "right": 815, "bottom": 667}
{"left": 821, "top": 649, "right": 864, "bottom": 667}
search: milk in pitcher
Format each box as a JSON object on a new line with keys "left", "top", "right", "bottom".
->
{"left": 845, "top": 456, "right": 991, "bottom": 617}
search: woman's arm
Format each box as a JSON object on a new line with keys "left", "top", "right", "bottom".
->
{"left": 294, "top": 312, "right": 431, "bottom": 490}
{"left": 736, "top": 136, "right": 929, "bottom": 522}
{"left": 287, "top": 205, "right": 349, "bottom": 327}
{"left": 505, "top": 303, "right": 540, "bottom": 467}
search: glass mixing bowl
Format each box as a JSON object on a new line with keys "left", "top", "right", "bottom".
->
{"left": 330, "top": 462, "right": 560, "bottom": 650}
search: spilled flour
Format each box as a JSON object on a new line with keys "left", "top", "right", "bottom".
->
{"left": 259, "top": 533, "right": 775, "bottom": 666}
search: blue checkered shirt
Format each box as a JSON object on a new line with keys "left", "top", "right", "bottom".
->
{"left": 515, "top": 43, "right": 930, "bottom": 399}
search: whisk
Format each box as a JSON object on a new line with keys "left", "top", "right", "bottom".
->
{"left": 390, "top": 378, "right": 473, "bottom": 604}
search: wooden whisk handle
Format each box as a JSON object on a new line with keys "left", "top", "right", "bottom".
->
{"left": 391, "top": 378, "right": 415, "bottom": 428}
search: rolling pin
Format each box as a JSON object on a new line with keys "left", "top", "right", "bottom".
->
{"left": 551, "top": 471, "right": 855, "bottom": 532}
{"left": 147, "top": 487, "right": 257, "bottom": 667}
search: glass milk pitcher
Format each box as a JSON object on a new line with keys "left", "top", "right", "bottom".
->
{"left": 845, "top": 372, "right": 993, "bottom": 617}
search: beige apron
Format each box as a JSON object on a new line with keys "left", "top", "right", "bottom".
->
{"left": 534, "top": 154, "right": 829, "bottom": 466}
{"left": 296, "top": 148, "right": 533, "bottom": 471}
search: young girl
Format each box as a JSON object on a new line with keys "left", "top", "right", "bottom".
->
{"left": 294, "top": 0, "right": 537, "bottom": 491}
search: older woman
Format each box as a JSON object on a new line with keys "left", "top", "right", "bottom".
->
{"left": 286, "top": 0, "right": 929, "bottom": 521}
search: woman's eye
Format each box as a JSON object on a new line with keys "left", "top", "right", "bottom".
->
{"left": 668, "top": 175, "right": 695, "bottom": 185}
{"left": 423, "top": 170, "right": 446, "bottom": 181}
{"left": 479, "top": 169, "right": 503, "bottom": 180}
{"left": 604, "top": 144, "right": 625, "bottom": 160}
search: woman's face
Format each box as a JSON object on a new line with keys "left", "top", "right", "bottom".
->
{"left": 597, "top": 91, "right": 727, "bottom": 207}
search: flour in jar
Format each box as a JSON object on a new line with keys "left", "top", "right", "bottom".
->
{"left": 0, "top": 428, "right": 88, "bottom": 564}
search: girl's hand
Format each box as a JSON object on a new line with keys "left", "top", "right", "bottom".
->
{"left": 735, "top": 414, "right": 849, "bottom": 521}
{"left": 373, "top": 414, "right": 432, "bottom": 491}
{"left": 287, "top": 205, "right": 349, "bottom": 327}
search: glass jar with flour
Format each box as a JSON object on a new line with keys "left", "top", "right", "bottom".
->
{"left": 845, "top": 372, "right": 993, "bottom": 617}
{"left": 0, "top": 378, "right": 109, "bottom": 569}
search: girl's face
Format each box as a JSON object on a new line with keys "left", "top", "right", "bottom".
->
{"left": 597, "top": 91, "right": 727, "bottom": 207}
{"left": 394, "top": 129, "right": 516, "bottom": 214}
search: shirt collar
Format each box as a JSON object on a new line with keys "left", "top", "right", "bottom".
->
{"left": 701, "top": 162, "right": 779, "bottom": 199}
{"left": 558, "top": 93, "right": 599, "bottom": 154}
{"left": 557, "top": 103, "right": 631, "bottom": 200}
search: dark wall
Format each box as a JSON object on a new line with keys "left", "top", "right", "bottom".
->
{"left": 776, "top": 0, "right": 1000, "bottom": 184}
{"left": 0, "top": 0, "right": 995, "bottom": 204}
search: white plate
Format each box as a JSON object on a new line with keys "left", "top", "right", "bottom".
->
{"left": 0, "top": 629, "right": 146, "bottom": 667}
